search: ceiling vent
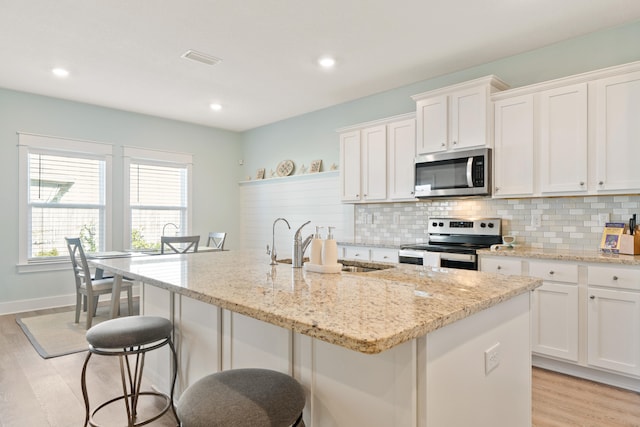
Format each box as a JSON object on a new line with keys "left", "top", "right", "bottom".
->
{"left": 181, "top": 50, "right": 223, "bottom": 66}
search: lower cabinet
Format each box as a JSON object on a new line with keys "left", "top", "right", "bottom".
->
{"left": 480, "top": 254, "right": 640, "bottom": 390}
{"left": 529, "top": 261, "right": 579, "bottom": 362}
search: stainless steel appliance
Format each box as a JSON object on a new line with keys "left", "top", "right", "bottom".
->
{"left": 399, "top": 217, "right": 502, "bottom": 270}
{"left": 414, "top": 147, "right": 491, "bottom": 198}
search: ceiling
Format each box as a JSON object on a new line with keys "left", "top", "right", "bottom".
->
{"left": 2, "top": 1, "right": 640, "bottom": 132}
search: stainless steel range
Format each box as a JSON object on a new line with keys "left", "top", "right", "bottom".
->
{"left": 399, "top": 217, "right": 502, "bottom": 270}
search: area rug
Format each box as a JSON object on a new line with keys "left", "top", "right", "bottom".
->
{"left": 16, "top": 300, "right": 139, "bottom": 359}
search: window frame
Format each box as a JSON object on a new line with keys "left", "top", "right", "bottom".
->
{"left": 122, "top": 147, "right": 193, "bottom": 251}
{"left": 17, "top": 133, "right": 113, "bottom": 272}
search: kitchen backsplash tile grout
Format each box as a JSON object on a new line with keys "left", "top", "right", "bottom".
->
{"left": 354, "top": 195, "right": 640, "bottom": 251}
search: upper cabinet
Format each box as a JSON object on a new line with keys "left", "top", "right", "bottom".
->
{"left": 339, "top": 114, "right": 416, "bottom": 204}
{"left": 412, "top": 76, "right": 509, "bottom": 155}
{"left": 594, "top": 70, "right": 640, "bottom": 192}
{"left": 492, "top": 60, "right": 640, "bottom": 198}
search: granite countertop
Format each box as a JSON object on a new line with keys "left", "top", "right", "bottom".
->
{"left": 477, "top": 246, "right": 640, "bottom": 266}
{"left": 90, "top": 250, "right": 540, "bottom": 354}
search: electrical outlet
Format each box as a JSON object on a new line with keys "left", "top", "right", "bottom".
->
{"left": 531, "top": 214, "right": 542, "bottom": 228}
{"left": 598, "top": 213, "right": 610, "bottom": 226}
{"left": 484, "top": 342, "right": 500, "bottom": 375}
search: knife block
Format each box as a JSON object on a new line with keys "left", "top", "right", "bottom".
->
{"left": 619, "top": 231, "right": 640, "bottom": 255}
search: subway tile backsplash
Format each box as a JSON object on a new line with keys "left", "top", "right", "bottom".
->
{"left": 354, "top": 195, "right": 640, "bottom": 251}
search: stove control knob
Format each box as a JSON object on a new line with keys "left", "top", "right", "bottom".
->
{"left": 432, "top": 222, "right": 438, "bottom": 227}
{"left": 480, "top": 222, "right": 486, "bottom": 228}
{"left": 438, "top": 222, "right": 444, "bottom": 227}
{"left": 488, "top": 223, "right": 494, "bottom": 228}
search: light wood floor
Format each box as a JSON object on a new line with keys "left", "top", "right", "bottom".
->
{"left": 2, "top": 306, "right": 640, "bottom": 426}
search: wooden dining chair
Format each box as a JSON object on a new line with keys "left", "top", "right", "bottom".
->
{"left": 206, "top": 232, "right": 227, "bottom": 250}
{"left": 160, "top": 235, "right": 200, "bottom": 254}
{"left": 65, "top": 237, "right": 134, "bottom": 329}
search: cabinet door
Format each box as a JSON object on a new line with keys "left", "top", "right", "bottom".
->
{"left": 595, "top": 70, "right": 640, "bottom": 192}
{"left": 539, "top": 83, "right": 588, "bottom": 194}
{"left": 451, "top": 86, "right": 487, "bottom": 150}
{"left": 340, "top": 130, "right": 362, "bottom": 202}
{"left": 416, "top": 95, "right": 448, "bottom": 154}
{"left": 361, "top": 125, "right": 387, "bottom": 201}
{"left": 531, "top": 282, "right": 579, "bottom": 362}
{"left": 343, "top": 246, "right": 371, "bottom": 261}
{"left": 493, "top": 95, "right": 534, "bottom": 197}
{"left": 388, "top": 118, "right": 416, "bottom": 200}
{"left": 587, "top": 287, "right": 640, "bottom": 376}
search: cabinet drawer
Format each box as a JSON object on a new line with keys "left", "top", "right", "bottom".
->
{"left": 371, "top": 248, "right": 398, "bottom": 263}
{"left": 588, "top": 265, "right": 640, "bottom": 291}
{"left": 480, "top": 257, "right": 522, "bottom": 275}
{"left": 529, "top": 261, "right": 578, "bottom": 284}
{"left": 343, "top": 246, "right": 371, "bottom": 261}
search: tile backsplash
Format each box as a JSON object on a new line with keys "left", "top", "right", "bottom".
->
{"left": 354, "top": 195, "right": 640, "bottom": 252}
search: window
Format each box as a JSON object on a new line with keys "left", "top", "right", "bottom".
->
{"left": 123, "top": 147, "right": 192, "bottom": 250}
{"left": 18, "top": 133, "right": 112, "bottom": 268}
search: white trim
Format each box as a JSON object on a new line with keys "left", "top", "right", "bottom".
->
{"left": 17, "top": 133, "right": 114, "bottom": 265}
{"left": 123, "top": 146, "right": 193, "bottom": 165}
{"left": 336, "top": 112, "right": 416, "bottom": 133}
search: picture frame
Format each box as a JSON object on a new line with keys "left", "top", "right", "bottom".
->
{"left": 310, "top": 159, "right": 322, "bottom": 173}
{"left": 256, "top": 168, "right": 265, "bottom": 180}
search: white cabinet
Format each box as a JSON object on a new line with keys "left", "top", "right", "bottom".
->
{"left": 493, "top": 94, "right": 534, "bottom": 197}
{"left": 340, "top": 245, "right": 399, "bottom": 263}
{"left": 594, "top": 70, "right": 640, "bottom": 192}
{"left": 339, "top": 114, "right": 416, "bottom": 204}
{"left": 479, "top": 256, "right": 522, "bottom": 275}
{"left": 339, "top": 130, "right": 361, "bottom": 202}
{"left": 539, "top": 83, "right": 588, "bottom": 194}
{"left": 340, "top": 126, "right": 386, "bottom": 202}
{"left": 529, "top": 261, "right": 579, "bottom": 362}
{"left": 587, "top": 265, "right": 640, "bottom": 376}
{"left": 412, "top": 76, "right": 509, "bottom": 155}
{"left": 387, "top": 118, "right": 416, "bottom": 200}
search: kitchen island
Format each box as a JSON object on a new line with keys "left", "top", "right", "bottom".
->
{"left": 90, "top": 250, "right": 541, "bottom": 426}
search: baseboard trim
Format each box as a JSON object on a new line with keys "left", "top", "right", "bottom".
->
{"left": 0, "top": 285, "right": 141, "bottom": 316}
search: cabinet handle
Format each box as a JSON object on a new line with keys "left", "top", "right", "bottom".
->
{"left": 549, "top": 271, "right": 554, "bottom": 275}
{"left": 495, "top": 187, "right": 500, "bottom": 192}
{"left": 452, "top": 140, "right": 457, "bottom": 145}
{"left": 363, "top": 194, "right": 367, "bottom": 197}
{"left": 579, "top": 182, "right": 584, "bottom": 186}
{"left": 590, "top": 295, "right": 595, "bottom": 299}
{"left": 383, "top": 255, "right": 389, "bottom": 259}
{"left": 441, "top": 142, "right": 446, "bottom": 147}
{"left": 497, "top": 266, "right": 502, "bottom": 270}
{"left": 599, "top": 181, "right": 604, "bottom": 186}
{"left": 613, "top": 275, "right": 618, "bottom": 281}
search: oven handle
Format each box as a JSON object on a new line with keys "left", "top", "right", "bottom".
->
{"left": 466, "top": 157, "right": 474, "bottom": 188}
{"left": 398, "top": 250, "right": 475, "bottom": 263}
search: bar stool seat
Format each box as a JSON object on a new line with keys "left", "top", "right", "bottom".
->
{"left": 177, "top": 368, "right": 305, "bottom": 427}
{"left": 81, "top": 316, "right": 178, "bottom": 427}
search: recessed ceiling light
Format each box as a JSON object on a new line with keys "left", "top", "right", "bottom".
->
{"left": 318, "top": 56, "right": 336, "bottom": 69}
{"left": 51, "top": 68, "right": 69, "bottom": 77}
{"left": 210, "top": 103, "right": 222, "bottom": 111}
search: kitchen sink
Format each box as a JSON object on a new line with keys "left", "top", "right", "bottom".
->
{"left": 341, "top": 264, "right": 393, "bottom": 273}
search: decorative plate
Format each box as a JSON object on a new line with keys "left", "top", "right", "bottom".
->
{"left": 276, "top": 160, "right": 294, "bottom": 177}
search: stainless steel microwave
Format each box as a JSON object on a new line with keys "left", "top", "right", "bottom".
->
{"left": 414, "top": 148, "right": 491, "bottom": 198}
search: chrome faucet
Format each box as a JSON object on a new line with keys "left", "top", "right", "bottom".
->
{"left": 162, "top": 222, "right": 179, "bottom": 236}
{"left": 267, "top": 217, "right": 290, "bottom": 265}
{"left": 292, "top": 220, "right": 313, "bottom": 268}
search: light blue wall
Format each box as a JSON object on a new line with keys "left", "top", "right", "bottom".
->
{"left": 0, "top": 88, "right": 242, "bottom": 307}
{"left": 240, "top": 20, "right": 640, "bottom": 176}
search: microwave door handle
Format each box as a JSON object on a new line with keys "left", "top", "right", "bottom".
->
{"left": 466, "top": 157, "right": 474, "bottom": 187}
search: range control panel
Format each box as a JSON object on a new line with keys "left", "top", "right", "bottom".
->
{"left": 427, "top": 218, "right": 502, "bottom": 236}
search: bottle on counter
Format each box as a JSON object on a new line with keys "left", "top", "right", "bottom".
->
{"left": 322, "top": 226, "right": 338, "bottom": 266}
{"left": 310, "top": 226, "right": 324, "bottom": 265}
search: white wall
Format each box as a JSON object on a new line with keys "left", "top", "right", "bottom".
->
{"left": 0, "top": 89, "right": 242, "bottom": 312}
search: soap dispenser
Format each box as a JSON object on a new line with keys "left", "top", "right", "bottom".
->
{"left": 322, "top": 226, "right": 338, "bottom": 266}
{"left": 310, "top": 226, "right": 324, "bottom": 265}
